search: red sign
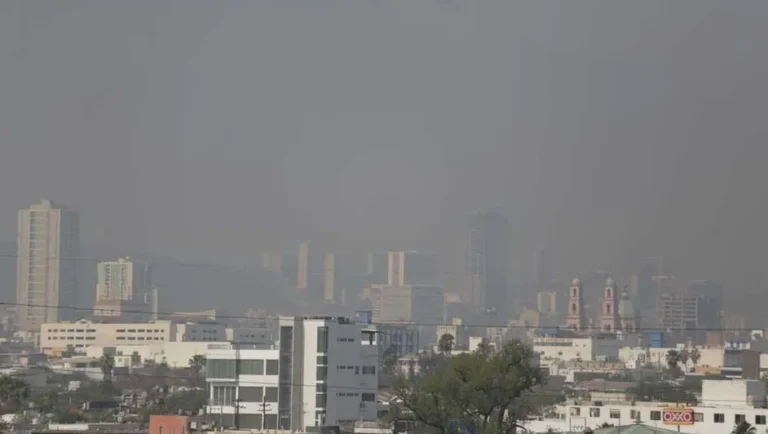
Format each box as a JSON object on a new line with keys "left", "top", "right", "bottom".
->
{"left": 662, "top": 408, "right": 694, "bottom": 425}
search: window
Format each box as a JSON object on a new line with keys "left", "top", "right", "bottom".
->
{"left": 317, "top": 327, "right": 329, "bottom": 353}
{"left": 208, "top": 359, "right": 236, "bottom": 379}
{"left": 714, "top": 413, "right": 725, "bottom": 423}
{"left": 589, "top": 408, "right": 600, "bottom": 417}
{"left": 212, "top": 385, "right": 236, "bottom": 405}
{"left": 362, "top": 366, "right": 376, "bottom": 375}
{"left": 264, "top": 387, "right": 278, "bottom": 402}
{"left": 239, "top": 387, "right": 263, "bottom": 402}
{"left": 238, "top": 360, "right": 264, "bottom": 375}
{"left": 362, "top": 393, "right": 376, "bottom": 402}
{"left": 264, "top": 414, "right": 278, "bottom": 430}
{"left": 570, "top": 408, "right": 581, "bottom": 416}
{"left": 630, "top": 410, "right": 640, "bottom": 420}
{"left": 316, "top": 366, "right": 327, "bottom": 381}
{"left": 237, "top": 414, "right": 262, "bottom": 430}
{"left": 609, "top": 409, "right": 620, "bottom": 419}
{"left": 736, "top": 415, "right": 746, "bottom": 424}
{"left": 694, "top": 413, "right": 704, "bottom": 422}
{"left": 650, "top": 411, "right": 661, "bottom": 421}
{"left": 756, "top": 415, "right": 766, "bottom": 425}
{"left": 315, "top": 393, "right": 327, "bottom": 408}
{"left": 266, "top": 360, "right": 279, "bottom": 375}
{"left": 317, "top": 355, "right": 328, "bottom": 365}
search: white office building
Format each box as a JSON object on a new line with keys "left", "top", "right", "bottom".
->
{"left": 205, "top": 316, "right": 378, "bottom": 431}
{"left": 16, "top": 199, "right": 80, "bottom": 331}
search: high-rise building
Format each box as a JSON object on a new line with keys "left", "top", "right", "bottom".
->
{"left": 297, "top": 241, "right": 323, "bottom": 291}
{"left": 366, "top": 252, "right": 388, "bottom": 284}
{"left": 387, "top": 250, "right": 438, "bottom": 287}
{"left": 16, "top": 199, "right": 80, "bottom": 331}
{"left": 323, "top": 253, "right": 340, "bottom": 302}
{"left": 96, "top": 257, "right": 150, "bottom": 302}
{"left": 465, "top": 210, "right": 508, "bottom": 316}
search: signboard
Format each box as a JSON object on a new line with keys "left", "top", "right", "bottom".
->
{"left": 662, "top": 408, "right": 694, "bottom": 425}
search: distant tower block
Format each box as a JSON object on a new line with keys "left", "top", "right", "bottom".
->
{"left": 600, "top": 277, "right": 620, "bottom": 332}
{"left": 566, "top": 277, "right": 586, "bottom": 331}
{"left": 618, "top": 286, "right": 639, "bottom": 333}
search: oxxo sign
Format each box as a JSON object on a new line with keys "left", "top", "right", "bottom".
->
{"left": 662, "top": 408, "right": 694, "bottom": 425}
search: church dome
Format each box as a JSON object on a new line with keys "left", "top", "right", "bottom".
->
{"left": 606, "top": 277, "right": 615, "bottom": 287}
{"left": 618, "top": 289, "right": 636, "bottom": 319}
{"left": 571, "top": 277, "right": 581, "bottom": 286}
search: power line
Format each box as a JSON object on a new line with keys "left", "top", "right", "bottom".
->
{"left": 30, "top": 368, "right": 747, "bottom": 404}
{"left": 0, "top": 300, "right": 761, "bottom": 332}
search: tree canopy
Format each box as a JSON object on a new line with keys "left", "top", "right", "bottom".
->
{"left": 391, "top": 339, "right": 546, "bottom": 434}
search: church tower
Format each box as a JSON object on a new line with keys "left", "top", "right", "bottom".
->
{"left": 600, "top": 277, "right": 620, "bottom": 332}
{"left": 566, "top": 277, "right": 586, "bottom": 331}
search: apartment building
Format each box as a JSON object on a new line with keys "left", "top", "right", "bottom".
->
{"left": 16, "top": 199, "right": 80, "bottom": 331}
{"left": 206, "top": 316, "right": 378, "bottom": 431}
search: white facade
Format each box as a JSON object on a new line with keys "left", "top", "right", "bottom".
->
{"left": 701, "top": 379, "right": 765, "bottom": 408}
{"left": 206, "top": 316, "right": 379, "bottom": 431}
{"left": 16, "top": 199, "right": 80, "bottom": 331}
{"left": 206, "top": 346, "right": 282, "bottom": 430}
{"left": 96, "top": 257, "right": 150, "bottom": 301}
{"left": 533, "top": 335, "right": 637, "bottom": 363}
{"left": 85, "top": 341, "right": 229, "bottom": 368}
{"left": 528, "top": 402, "right": 768, "bottom": 434}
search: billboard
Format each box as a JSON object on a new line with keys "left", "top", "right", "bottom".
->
{"left": 662, "top": 408, "right": 694, "bottom": 425}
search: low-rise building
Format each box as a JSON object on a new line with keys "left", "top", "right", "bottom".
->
{"left": 523, "top": 379, "right": 768, "bottom": 434}
{"left": 533, "top": 334, "right": 637, "bottom": 364}
{"left": 40, "top": 319, "right": 175, "bottom": 354}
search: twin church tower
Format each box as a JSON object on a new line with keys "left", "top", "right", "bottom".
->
{"left": 566, "top": 277, "right": 638, "bottom": 333}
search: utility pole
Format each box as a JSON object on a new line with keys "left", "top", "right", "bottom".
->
{"left": 259, "top": 394, "right": 272, "bottom": 432}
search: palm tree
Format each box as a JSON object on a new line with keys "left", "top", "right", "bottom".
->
{"left": 189, "top": 355, "right": 206, "bottom": 376}
{"left": 99, "top": 354, "right": 115, "bottom": 383}
{"left": 732, "top": 420, "right": 757, "bottom": 434}
{"left": 679, "top": 348, "right": 690, "bottom": 372}
{"left": 437, "top": 333, "right": 455, "bottom": 355}
{"left": 690, "top": 347, "right": 701, "bottom": 367}
{"left": 665, "top": 349, "right": 680, "bottom": 370}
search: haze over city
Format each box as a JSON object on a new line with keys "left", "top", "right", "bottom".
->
{"left": 1, "top": 1, "right": 768, "bottom": 315}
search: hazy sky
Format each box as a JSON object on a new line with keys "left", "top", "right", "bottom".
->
{"left": 1, "top": 1, "right": 767, "bottom": 298}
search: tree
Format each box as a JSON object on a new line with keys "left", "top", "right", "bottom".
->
{"left": 665, "top": 350, "right": 680, "bottom": 370}
{"left": 678, "top": 349, "right": 690, "bottom": 371}
{"left": 732, "top": 420, "right": 757, "bottom": 434}
{"left": 189, "top": 355, "right": 205, "bottom": 375}
{"left": 475, "top": 338, "right": 493, "bottom": 358}
{"left": 690, "top": 347, "right": 701, "bottom": 366}
{"left": 381, "top": 345, "right": 400, "bottom": 378}
{"left": 0, "top": 375, "right": 29, "bottom": 413}
{"left": 437, "top": 334, "right": 455, "bottom": 355}
{"left": 627, "top": 379, "right": 697, "bottom": 405}
{"left": 391, "top": 339, "right": 546, "bottom": 434}
{"left": 100, "top": 353, "right": 115, "bottom": 383}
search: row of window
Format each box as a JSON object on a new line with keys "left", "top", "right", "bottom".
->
{"left": 333, "top": 392, "right": 376, "bottom": 402}
{"left": 576, "top": 408, "right": 768, "bottom": 425}
{"left": 47, "top": 328, "right": 166, "bottom": 333}
{"left": 207, "top": 359, "right": 280, "bottom": 378}
{"left": 332, "top": 365, "right": 376, "bottom": 375}
{"left": 212, "top": 385, "right": 278, "bottom": 404}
